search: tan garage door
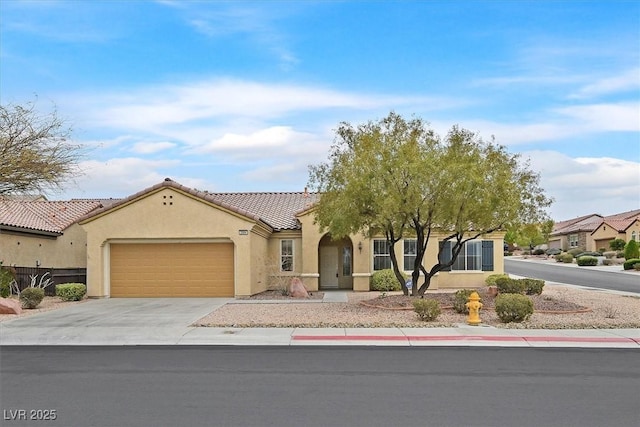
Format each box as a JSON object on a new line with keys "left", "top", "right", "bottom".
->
{"left": 110, "top": 242, "right": 234, "bottom": 297}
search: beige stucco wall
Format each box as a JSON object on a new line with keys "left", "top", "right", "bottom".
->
{"left": 81, "top": 188, "right": 267, "bottom": 298}
{"left": 0, "top": 223, "right": 88, "bottom": 268}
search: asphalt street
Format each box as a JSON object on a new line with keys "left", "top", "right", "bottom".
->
{"left": 1, "top": 346, "right": 639, "bottom": 427}
{"left": 505, "top": 258, "right": 640, "bottom": 294}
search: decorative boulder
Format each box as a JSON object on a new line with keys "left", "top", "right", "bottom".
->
{"left": 0, "top": 298, "right": 22, "bottom": 315}
{"left": 288, "top": 278, "right": 309, "bottom": 298}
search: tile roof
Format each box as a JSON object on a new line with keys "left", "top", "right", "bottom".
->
{"left": 0, "top": 200, "right": 103, "bottom": 234}
{"left": 80, "top": 179, "right": 320, "bottom": 231}
{"left": 552, "top": 209, "right": 640, "bottom": 236}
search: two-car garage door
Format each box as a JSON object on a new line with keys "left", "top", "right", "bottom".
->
{"left": 110, "top": 242, "right": 234, "bottom": 297}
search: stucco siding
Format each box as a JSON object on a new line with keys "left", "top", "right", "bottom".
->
{"left": 0, "top": 224, "right": 87, "bottom": 268}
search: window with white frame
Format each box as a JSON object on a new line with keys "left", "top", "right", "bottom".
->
{"left": 280, "top": 240, "right": 293, "bottom": 271}
{"left": 632, "top": 231, "right": 638, "bottom": 242}
{"left": 373, "top": 239, "right": 391, "bottom": 271}
{"left": 452, "top": 240, "right": 482, "bottom": 271}
{"left": 568, "top": 234, "right": 579, "bottom": 248}
{"left": 403, "top": 239, "right": 417, "bottom": 271}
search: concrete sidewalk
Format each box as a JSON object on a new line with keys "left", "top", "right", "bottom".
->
{"left": 1, "top": 291, "right": 638, "bottom": 349}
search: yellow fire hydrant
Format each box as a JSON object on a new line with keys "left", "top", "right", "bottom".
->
{"left": 465, "top": 291, "right": 483, "bottom": 326}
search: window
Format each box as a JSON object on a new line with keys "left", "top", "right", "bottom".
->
{"left": 280, "top": 240, "right": 293, "bottom": 271}
{"left": 452, "top": 241, "right": 482, "bottom": 271}
{"left": 632, "top": 231, "right": 638, "bottom": 242}
{"left": 403, "top": 239, "right": 417, "bottom": 271}
{"left": 440, "top": 240, "right": 494, "bottom": 272}
{"left": 373, "top": 239, "right": 391, "bottom": 271}
{"left": 342, "top": 247, "right": 352, "bottom": 276}
{"left": 568, "top": 234, "right": 579, "bottom": 248}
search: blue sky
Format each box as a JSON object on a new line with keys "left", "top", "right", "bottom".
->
{"left": 1, "top": 0, "right": 638, "bottom": 221}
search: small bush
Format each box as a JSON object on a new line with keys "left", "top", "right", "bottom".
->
{"left": 616, "top": 251, "right": 625, "bottom": 258}
{"left": 567, "top": 248, "right": 585, "bottom": 257}
{"left": 577, "top": 256, "right": 598, "bottom": 266}
{"left": 485, "top": 274, "right": 509, "bottom": 287}
{"left": 623, "top": 258, "right": 640, "bottom": 270}
{"left": 602, "top": 259, "right": 613, "bottom": 266}
{"left": 413, "top": 299, "right": 441, "bottom": 321}
{"left": 557, "top": 253, "right": 574, "bottom": 263}
{"left": 0, "top": 265, "right": 16, "bottom": 298}
{"left": 532, "top": 248, "right": 545, "bottom": 255}
{"left": 609, "top": 238, "right": 626, "bottom": 251}
{"left": 546, "top": 248, "right": 561, "bottom": 255}
{"left": 495, "top": 293, "right": 534, "bottom": 323}
{"left": 495, "top": 277, "right": 525, "bottom": 294}
{"left": 635, "top": 264, "right": 640, "bottom": 271}
{"left": 624, "top": 240, "right": 639, "bottom": 260}
{"left": 598, "top": 247, "right": 606, "bottom": 254}
{"left": 370, "top": 269, "right": 403, "bottom": 292}
{"left": 20, "top": 287, "right": 45, "bottom": 309}
{"left": 55, "top": 283, "right": 87, "bottom": 301}
{"left": 603, "top": 251, "right": 617, "bottom": 259}
{"left": 575, "top": 251, "right": 602, "bottom": 258}
{"left": 453, "top": 289, "right": 476, "bottom": 314}
{"left": 521, "top": 278, "right": 545, "bottom": 295}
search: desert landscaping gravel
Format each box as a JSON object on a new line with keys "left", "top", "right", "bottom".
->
{"left": 195, "top": 284, "right": 640, "bottom": 329}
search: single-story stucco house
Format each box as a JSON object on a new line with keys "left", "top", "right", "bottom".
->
{"left": 75, "top": 178, "right": 505, "bottom": 298}
{"left": 548, "top": 209, "right": 640, "bottom": 252}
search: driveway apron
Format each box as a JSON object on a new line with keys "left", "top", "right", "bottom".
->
{"left": 0, "top": 298, "right": 231, "bottom": 345}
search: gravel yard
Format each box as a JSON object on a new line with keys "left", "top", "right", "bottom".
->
{"left": 195, "top": 284, "right": 640, "bottom": 329}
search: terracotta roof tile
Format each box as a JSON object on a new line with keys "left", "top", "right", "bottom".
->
{"left": 0, "top": 200, "right": 103, "bottom": 234}
{"left": 80, "top": 179, "right": 320, "bottom": 231}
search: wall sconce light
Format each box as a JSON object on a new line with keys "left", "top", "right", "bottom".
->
{"left": 36, "top": 260, "right": 41, "bottom": 267}
{"left": 358, "top": 242, "right": 363, "bottom": 253}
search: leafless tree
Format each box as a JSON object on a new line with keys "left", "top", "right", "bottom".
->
{"left": 0, "top": 101, "right": 82, "bottom": 195}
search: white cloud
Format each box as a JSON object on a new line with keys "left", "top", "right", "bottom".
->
{"left": 61, "top": 158, "right": 211, "bottom": 199}
{"left": 130, "top": 141, "right": 177, "bottom": 154}
{"left": 524, "top": 151, "right": 640, "bottom": 219}
{"left": 553, "top": 103, "right": 640, "bottom": 132}
{"left": 569, "top": 68, "right": 640, "bottom": 99}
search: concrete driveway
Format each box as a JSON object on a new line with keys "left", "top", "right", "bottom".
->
{"left": 0, "top": 298, "right": 231, "bottom": 345}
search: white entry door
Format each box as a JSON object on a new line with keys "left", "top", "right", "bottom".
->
{"left": 319, "top": 246, "right": 339, "bottom": 289}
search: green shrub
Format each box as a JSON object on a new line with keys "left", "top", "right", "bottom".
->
{"left": 495, "top": 277, "right": 525, "bottom": 294}
{"left": 495, "top": 293, "right": 534, "bottom": 323}
{"left": 575, "top": 251, "right": 602, "bottom": 258}
{"left": 55, "top": 283, "right": 87, "bottom": 301}
{"left": 598, "top": 247, "right": 606, "bottom": 254}
{"left": 485, "top": 274, "right": 509, "bottom": 286}
{"left": 413, "top": 299, "right": 441, "bottom": 321}
{"left": 616, "top": 251, "right": 625, "bottom": 258}
{"left": 609, "top": 238, "right": 626, "bottom": 251}
{"left": 635, "top": 264, "right": 640, "bottom": 271}
{"left": 568, "top": 248, "right": 585, "bottom": 257}
{"left": 20, "top": 287, "right": 45, "bottom": 309}
{"left": 521, "top": 278, "right": 545, "bottom": 295}
{"left": 453, "top": 289, "right": 476, "bottom": 314}
{"left": 0, "top": 265, "right": 16, "bottom": 298}
{"left": 370, "top": 269, "right": 403, "bottom": 292}
{"left": 623, "top": 258, "right": 640, "bottom": 270}
{"left": 557, "top": 253, "right": 574, "bottom": 263}
{"left": 532, "top": 248, "right": 545, "bottom": 255}
{"left": 624, "top": 240, "right": 639, "bottom": 260}
{"left": 577, "top": 256, "right": 598, "bottom": 266}
{"left": 546, "top": 248, "right": 561, "bottom": 255}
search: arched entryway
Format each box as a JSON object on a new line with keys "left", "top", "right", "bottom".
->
{"left": 318, "top": 234, "right": 354, "bottom": 290}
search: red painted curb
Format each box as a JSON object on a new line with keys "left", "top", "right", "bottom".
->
{"left": 291, "top": 335, "right": 638, "bottom": 344}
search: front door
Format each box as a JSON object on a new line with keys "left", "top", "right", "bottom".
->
{"left": 319, "top": 246, "right": 339, "bottom": 289}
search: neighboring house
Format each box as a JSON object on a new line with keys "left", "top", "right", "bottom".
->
{"left": 0, "top": 199, "right": 105, "bottom": 268}
{"left": 549, "top": 209, "right": 640, "bottom": 252}
{"left": 79, "top": 178, "right": 505, "bottom": 298}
